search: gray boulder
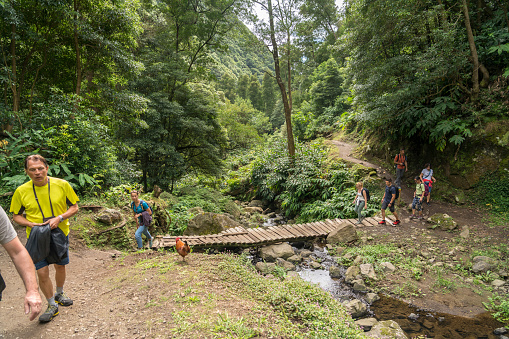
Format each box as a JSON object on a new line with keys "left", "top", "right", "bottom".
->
{"left": 299, "top": 249, "right": 313, "bottom": 258}
{"left": 472, "top": 256, "right": 497, "bottom": 273}
{"left": 365, "top": 293, "right": 380, "bottom": 304}
{"left": 380, "top": 262, "right": 396, "bottom": 272}
{"left": 352, "top": 279, "right": 368, "bottom": 292}
{"left": 326, "top": 222, "right": 359, "bottom": 244}
{"left": 492, "top": 279, "right": 506, "bottom": 287}
{"left": 259, "top": 243, "right": 295, "bottom": 262}
{"left": 243, "top": 206, "right": 264, "bottom": 214}
{"left": 329, "top": 266, "right": 341, "bottom": 278}
{"left": 309, "top": 261, "right": 323, "bottom": 270}
{"left": 276, "top": 258, "right": 296, "bottom": 271}
{"left": 426, "top": 213, "right": 458, "bottom": 231}
{"left": 96, "top": 209, "right": 122, "bottom": 225}
{"left": 355, "top": 318, "right": 378, "bottom": 331}
{"left": 184, "top": 212, "right": 242, "bottom": 235}
{"left": 360, "top": 263, "right": 377, "bottom": 280}
{"left": 248, "top": 200, "right": 264, "bottom": 208}
{"left": 366, "top": 320, "right": 408, "bottom": 338}
{"left": 255, "top": 262, "right": 276, "bottom": 274}
{"left": 345, "top": 266, "right": 361, "bottom": 284}
{"left": 343, "top": 299, "right": 367, "bottom": 318}
{"left": 286, "top": 255, "right": 302, "bottom": 264}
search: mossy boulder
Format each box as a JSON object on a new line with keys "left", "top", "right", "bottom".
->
{"left": 184, "top": 212, "right": 242, "bottom": 235}
{"left": 159, "top": 191, "right": 178, "bottom": 206}
{"left": 426, "top": 213, "right": 458, "bottom": 231}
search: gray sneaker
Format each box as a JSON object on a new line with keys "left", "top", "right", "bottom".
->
{"left": 55, "top": 292, "right": 73, "bottom": 306}
{"left": 39, "top": 304, "right": 59, "bottom": 323}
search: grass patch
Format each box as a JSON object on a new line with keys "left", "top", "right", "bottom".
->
{"left": 104, "top": 251, "right": 366, "bottom": 338}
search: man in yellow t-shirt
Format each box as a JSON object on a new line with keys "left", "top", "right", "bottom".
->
{"left": 10, "top": 155, "right": 79, "bottom": 323}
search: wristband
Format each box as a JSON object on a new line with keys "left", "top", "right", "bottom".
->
{"left": 59, "top": 215, "right": 64, "bottom": 222}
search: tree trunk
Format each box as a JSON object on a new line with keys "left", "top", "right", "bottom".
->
{"left": 462, "top": 0, "right": 479, "bottom": 101}
{"left": 286, "top": 32, "right": 292, "bottom": 112}
{"left": 74, "top": 0, "right": 82, "bottom": 96}
{"left": 502, "top": 2, "right": 509, "bottom": 33}
{"left": 268, "top": 0, "right": 295, "bottom": 157}
{"left": 10, "top": 24, "right": 19, "bottom": 113}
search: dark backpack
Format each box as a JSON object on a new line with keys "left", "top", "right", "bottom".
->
{"left": 362, "top": 188, "right": 371, "bottom": 201}
{"left": 393, "top": 186, "right": 399, "bottom": 200}
{"left": 131, "top": 200, "right": 153, "bottom": 214}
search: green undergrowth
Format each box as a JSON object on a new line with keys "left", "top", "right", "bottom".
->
{"left": 219, "top": 254, "right": 366, "bottom": 338}
{"left": 108, "top": 252, "right": 366, "bottom": 338}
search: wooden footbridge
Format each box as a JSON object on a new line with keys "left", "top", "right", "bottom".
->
{"left": 152, "top": 215, "right": 397, "bottom": 249}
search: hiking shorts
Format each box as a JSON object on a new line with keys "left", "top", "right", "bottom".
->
{"left": 35, "top": 248, "right": 70, "bottom": 270}
{"left": 381, "top": 200, "right": 395, "bottom": 212}
{"left": 412, "top": 196, "right": 423, "bottom": 211}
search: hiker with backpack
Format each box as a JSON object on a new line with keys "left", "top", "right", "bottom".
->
{"left": 420, "top": 163, "right": 436, "bottom": 205}
{"left": 379, "top": 178, "right": 401, "bottom": 226}
{"left": 410, "top": 177, "right": 425, "bottom": 220}
{"left": 394, "top": 148, "right": 408, "bottom": 192}
{"left": 130, "top": 190, "right": 154, "bottom": 249}
{"left": 352, "top": 182, "right": 368, "bottom": 224}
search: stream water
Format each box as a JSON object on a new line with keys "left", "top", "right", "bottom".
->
{"left": 295, "top": 245, "right": 504, "bottom": 338}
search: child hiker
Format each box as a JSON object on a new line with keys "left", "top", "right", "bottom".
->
{"left": 410, "top": 176, "right": 425, "bottom": 220}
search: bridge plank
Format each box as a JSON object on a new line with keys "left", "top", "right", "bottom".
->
{"left": 305, "top": 223, "right": 322, "bottom": 235}
{"left": 324, "top": 219, "right": 339, "bottom": 232}
{"left": 324, "top": 219, "right": 339, "bottom": 231}
{"left": 246, "top": 228, "right": 265, "bottom": 243}
{"left": 311, "top": 222, "right": 328, "bottom": 234}
{"left": 362, "top": 217, "right": 376, "bottom": 227}
{"left": 386, "top": 215, "right": 397, "bottom": 223}
{"left": 268, "top": 226, "right": 287, "bottom": 240}
{"left": 220, "top": 228, "right": 237, "bottom": 245}
{"left": 281, "top": 225, "right": 301, "bottom": 238}
{"left": 265, "top": 227, "right": 284, "bottom": 241}
{"left": 294, "top": 224, "right": 314, "bottom": 237}
{"left": 317, "top": 221, "right": 333, "bottom": 233}
{"left": 251, "top": 227, "right": 271, "bottom": 242}
{"left": 263, "top": 228, "right": 280, "bottom": 241}
{"left": 276, "top": 225, "right": 296, "bottom": 238}
{"left": 224, "top": 228, "right": 245, "bottom": 244}
{"left": 235, "top": 227, "right": 253, "bottom": 244}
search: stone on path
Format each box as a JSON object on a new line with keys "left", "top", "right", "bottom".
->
{"left": 365, "top": 320, "right": 408, "bottom": 338}
{"left": 326, "top": 222, "right": 359, "bottom": 244}
{"left": 259, "top": 243, "right": 295, "bottom": 262}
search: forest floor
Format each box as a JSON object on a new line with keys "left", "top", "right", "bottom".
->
{"left": 0, "top": 140, "right": 508, "bottom": 338}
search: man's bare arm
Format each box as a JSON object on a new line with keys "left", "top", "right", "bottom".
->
{"left": 3, "top": 236, "right": 42, "bottom": 320}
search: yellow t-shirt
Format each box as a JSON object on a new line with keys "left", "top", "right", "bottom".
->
{"left": 10, "top": 177, "right": 79, "bottom": 238}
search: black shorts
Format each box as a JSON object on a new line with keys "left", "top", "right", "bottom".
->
{"left": 381, "top": 200, "right": 395, "bottom": 212}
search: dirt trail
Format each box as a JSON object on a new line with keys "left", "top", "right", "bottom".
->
{"left": 0, "top": 231, "right": 115, "bottom": 338}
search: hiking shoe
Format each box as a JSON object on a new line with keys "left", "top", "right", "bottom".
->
{"left": 393, "top": 220, "right": 401, "bottom": 226}
{"left": 409, "top": 215, "right": 416, "bottom": 219}
{"left": 55, "top": 292, "right": 73, "bottom": 306}
{"left": 378, "top": 220, "right": 386, "bottom": 224}
{"left": 39, "top": 304, "right": 58, "bottom": 323}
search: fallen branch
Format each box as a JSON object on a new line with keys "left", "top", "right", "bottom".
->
{"left": 96, "top": 216, "right": 127, "bottom": 235}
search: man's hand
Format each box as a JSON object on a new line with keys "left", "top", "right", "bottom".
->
{"left": 24, "top": 289, "right": 42, "bottom": 321}
{"left": 47, "top": 217, "right": 61, "bottom": 230}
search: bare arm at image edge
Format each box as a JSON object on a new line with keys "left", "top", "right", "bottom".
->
{"left": 3, "top": 236, "right": 42, "bottom": 320}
